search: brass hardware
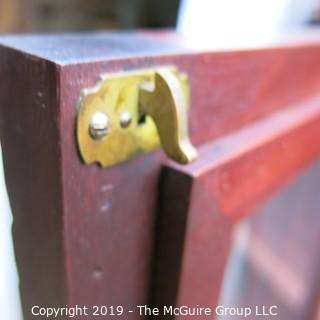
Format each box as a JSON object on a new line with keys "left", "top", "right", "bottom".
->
{"left": 119, "top": 112, "right": 132, "bottom": 129}
{"left": 89, "top": 112, "right": 110, "bottom": 140}
{"left": 76, "top": 67, "right": 197, "bottom": 167}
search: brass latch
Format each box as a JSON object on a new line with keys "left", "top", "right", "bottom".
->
{"left": 76, "top": 67, "right": 197, "bottom": 167}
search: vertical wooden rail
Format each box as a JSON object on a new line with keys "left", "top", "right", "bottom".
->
{"left": 150, "top": 97, "right": 320, "bottom": 319}
{"left": 0, "top": 46, "right": 66, "bottom": 318}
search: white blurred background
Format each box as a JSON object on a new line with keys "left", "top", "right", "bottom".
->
{"left": 178, "top": 0, "right": 317, "bottom": 49}
{"left": 0, "top": 145, "right": 23, "bottom": 319}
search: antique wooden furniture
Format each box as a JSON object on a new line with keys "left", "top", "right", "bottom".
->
{"left": 0, "top": 31, "right": 320, "bottom": 319}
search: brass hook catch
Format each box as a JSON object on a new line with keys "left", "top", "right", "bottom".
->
{"left": 139, "top": 69, "right": 197, "bottom": 164}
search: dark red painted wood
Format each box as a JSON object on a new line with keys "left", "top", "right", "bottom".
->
{"left": 151, "top": 97, "right": 320, "bottom": 319}
{"left": 0, "top": 45, "right": 66, "bottom": 316}
{"left": 1, "top": 31, "right": 320, "bottom": 320}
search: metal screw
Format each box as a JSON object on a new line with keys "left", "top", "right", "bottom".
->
{"left": 89, "top": 112, "right": 110, "bottom": 140}
{"left": 119, "top": 112, "right": 132, "bottom": 128}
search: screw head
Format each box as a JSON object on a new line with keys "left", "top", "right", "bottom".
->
{"left": 89, "top": 112, "right": 109, "bottom": 140}
{"left": 119, "top": 112, "right": 132, "bottom": 128}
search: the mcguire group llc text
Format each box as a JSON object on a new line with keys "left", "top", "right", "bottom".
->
{"left": 31, "top": 304, "right": 278, "bottom": 318}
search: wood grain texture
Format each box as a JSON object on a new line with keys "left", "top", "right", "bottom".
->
{"left": 1, "top": 31, "right": 320, "bottom": 319}
{"left": 151, "top": 97, "right": 320, "bottom": 319}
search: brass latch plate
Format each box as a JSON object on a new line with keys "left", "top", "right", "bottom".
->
{"left": 76, "top": 67, "right": 197, "bottom": 167}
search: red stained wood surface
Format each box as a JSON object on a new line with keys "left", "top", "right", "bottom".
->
{"left": 221, "top": 161, "right": 320, "bottom": 320}
{"left": 0, "top": 32, "right": 320, "bottom": 319}
{"left": 151, "top": 96, "right": 320, "bottom": 318}
{"left": 0, "top": 47, "right": 65, "bottom": 316}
